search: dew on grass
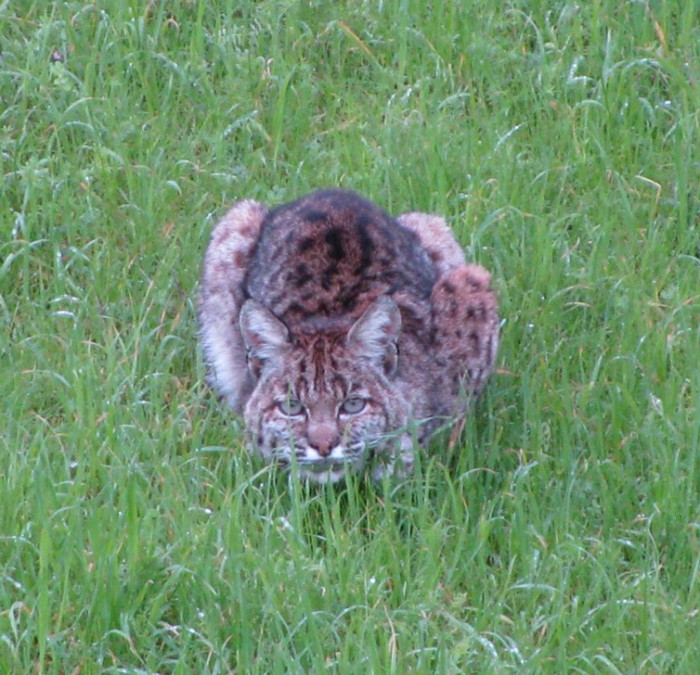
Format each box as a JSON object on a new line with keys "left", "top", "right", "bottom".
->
{"left": 12, "top": 212, "right": 26, "bottom": 239}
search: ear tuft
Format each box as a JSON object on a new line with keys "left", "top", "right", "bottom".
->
{"left": 346, "top": 296, "right": 401, "bottom": 375}
{"left": 239, "top": 300, "right": 291, "bottom": 377}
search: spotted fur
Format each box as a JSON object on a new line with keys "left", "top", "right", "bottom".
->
{"left": 198, "top": 189, "right": 499, "bottom": 482}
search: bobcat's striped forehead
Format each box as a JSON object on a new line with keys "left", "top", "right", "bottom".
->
{"left": 290, "top": 335, "right": 354, "bottom": 399}
{"left": 260, "top": 334, "right": 387, "bottom": 407}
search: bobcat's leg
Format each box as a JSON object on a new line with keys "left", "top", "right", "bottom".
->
{"left": 198, "top": 200, "right": 267, "bottom": 413}
{"left": 430, "top": 264, "right": 500, "bottom": 400}
{"left": 397, "top": 212, "right": 466, "bottom": 275}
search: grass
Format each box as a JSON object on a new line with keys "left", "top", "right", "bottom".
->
{"left": 1, "top": 0, "right": 699, "bottom": 671}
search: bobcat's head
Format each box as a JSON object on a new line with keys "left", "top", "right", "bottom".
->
{"left": 240, "top": 296, "right": 411, "bottom": 482}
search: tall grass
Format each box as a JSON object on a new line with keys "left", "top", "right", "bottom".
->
{"left": 2, "top": 0, "right": 699, "bottom": 672}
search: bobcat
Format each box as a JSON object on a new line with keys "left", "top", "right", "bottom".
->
{"left": 198, "top": 189, "right": 499, "bottom": 483}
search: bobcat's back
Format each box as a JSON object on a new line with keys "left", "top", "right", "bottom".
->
{"left": 244, "top": 189, "right": 436, "bottom": 334}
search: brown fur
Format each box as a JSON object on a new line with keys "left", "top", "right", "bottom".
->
{"left": 198, "top": 189, "right": 499, "bottom": 482}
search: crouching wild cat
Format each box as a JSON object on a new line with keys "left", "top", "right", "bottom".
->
{"left": 198, "top": 189, "right": 499, "bottom": 483}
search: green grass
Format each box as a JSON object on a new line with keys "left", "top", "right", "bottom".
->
{"left": 2, "top": 0, "right": 699, "bottom": 671}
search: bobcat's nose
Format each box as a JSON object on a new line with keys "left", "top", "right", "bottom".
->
{"left": 307, "top": 422, "right": 339, "bottom": 458}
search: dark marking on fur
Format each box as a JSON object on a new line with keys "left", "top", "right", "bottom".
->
{"left": 355, "top": 220, "right": 375, "bottom": 273}
{"left": 299, "top": 236, "right": 315, "bottom": 252}
{"left": 294, "top": 263, "right": 313, "bottom": 287}
{"left": 321, "top": 272, "right": 332, "bottom": 291}
{"left": 240, "top": 221, "right": 258, "bottom": 237}
{"left": 330, "top": 373, "right": 347, "bottom": 396}
{"left": 304, "top": 209, "right": 328, "bottom": 222}
{"left": 324, "top": 229, "right": 345, "bottom": 260}
{"left": 287, "top": 302, "right": 305, "bottom": 317}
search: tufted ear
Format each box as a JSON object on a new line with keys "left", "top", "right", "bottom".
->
{"left": 239, "top": 300, "right": 291, "bottom": 377}
{"left": 346, "top": 296, "right": 401, "bottom": 376}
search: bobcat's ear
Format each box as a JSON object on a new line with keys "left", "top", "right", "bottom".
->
{"left": 346, "top": 296, "right": 401, "bottom": 376}
{"left": 239, "top": 300, "right": 291, "bottom": 377}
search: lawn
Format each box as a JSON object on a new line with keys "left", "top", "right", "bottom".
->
{"left": 1, "top": 0, "right": 699, "bottom": 672}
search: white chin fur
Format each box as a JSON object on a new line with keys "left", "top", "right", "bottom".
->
{"left": 300, "top": 467, "right": 348, "bottom": 484}
{"left": 295, "top": 461, "right": 363, "bottom": 484}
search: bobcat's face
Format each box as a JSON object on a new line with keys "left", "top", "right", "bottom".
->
{"left": 243, "top": 337, "right": 410, "bottom": 483}
{"left": 240, "top": 297, "right": 411, "bottom": 483}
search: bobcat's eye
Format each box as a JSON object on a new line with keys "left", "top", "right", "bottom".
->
{"left": 278, "top": 398, "right": 304, "bottom": 416}
{"left": 339, "top": 397, "right": 366, "bottom": 415}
